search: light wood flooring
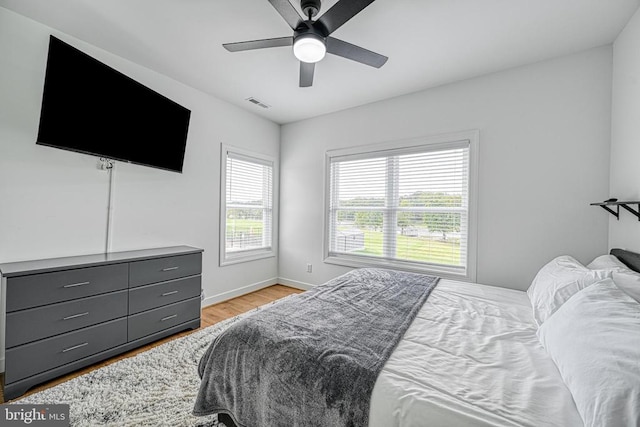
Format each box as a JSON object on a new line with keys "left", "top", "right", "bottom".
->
{"left": 0, "top": 284, "right": 303, "bottom": 403}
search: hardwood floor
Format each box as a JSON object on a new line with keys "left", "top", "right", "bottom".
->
{"left": 0, "top": 284, "right": 303, "bottom": 403}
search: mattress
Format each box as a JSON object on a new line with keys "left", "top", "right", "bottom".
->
{"left": 368, "top": 279, "right": 583, "bottom": 427}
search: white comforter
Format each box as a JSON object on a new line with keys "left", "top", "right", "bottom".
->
{"left": 368, "top": 279, "right": 583, "bottom": 427}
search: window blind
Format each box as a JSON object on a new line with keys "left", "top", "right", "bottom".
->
{"left": 328, "top": 141, "right": 470, "bottom": 273}
{"left": 223, "top": 151, "right": 273, "bottom": 262}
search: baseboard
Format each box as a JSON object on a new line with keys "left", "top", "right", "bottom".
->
{"left": 202, "top": 277, "right": 279, "bottom": 307}
{"left": 277, "top": 277, "right": 315, "bottom": 290}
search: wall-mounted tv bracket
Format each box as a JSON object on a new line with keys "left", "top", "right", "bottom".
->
{"left": 98, "top": 157, "right": 114, "bottom": 171}
{"left": 590, "top": 200, "right": 640, "bottom": 221}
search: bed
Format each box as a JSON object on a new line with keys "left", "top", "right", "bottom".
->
{"left": 194, "top": 250, "right": 640, "bottom": 427}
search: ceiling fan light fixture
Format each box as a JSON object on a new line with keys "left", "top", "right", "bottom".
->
{"left": 223, "top": 0, "right": 388, "bottom": 86}
{"left": 293, "top": 34, "right": 326, "bottom": 63}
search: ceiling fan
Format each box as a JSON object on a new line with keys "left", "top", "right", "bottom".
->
{"left": 223, "top": 0, "right": 388, "bottom": 87}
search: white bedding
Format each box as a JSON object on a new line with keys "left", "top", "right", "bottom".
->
{"left": 368, "top": 279, "right": 583, "bottom": 427}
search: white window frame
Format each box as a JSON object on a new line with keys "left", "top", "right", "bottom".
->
{"left": 220, "top": 144, "right": 277, "bottom": 266}
{"left": 323, "top": 130, "right": 479, "bottom": 281}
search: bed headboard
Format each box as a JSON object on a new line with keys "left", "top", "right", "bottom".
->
{"left": 610, "top": 248, "right": 640, "bottom": 273}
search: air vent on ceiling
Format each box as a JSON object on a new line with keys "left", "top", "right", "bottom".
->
{"left": 246, "top": 97, "right": 270, "bottom": 109}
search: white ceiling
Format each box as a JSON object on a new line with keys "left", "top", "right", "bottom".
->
{"left": 1, "top": 0, "right": 638, "bottom": 124}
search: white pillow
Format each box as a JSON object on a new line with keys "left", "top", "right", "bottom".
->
{"left": 611, "top": 272, "right": 640, "bottom": 303}
{"left": 587, "top": 255, "right": 640, "bottom": 303}
{"left": 537, "top": 279, "right": 640, "bottom": 427}
{"left": 586, "top": 254, "right": 630, "bottom": 272}
{"left": 527, "top": 255, "right": 611, "bottom": 326}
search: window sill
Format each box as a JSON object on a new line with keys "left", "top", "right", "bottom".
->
{"left": 324, "top": 254, "right": 473, "bottom": 282}
{"left": 220, "top": 251, "right": 275, "bottom": 267}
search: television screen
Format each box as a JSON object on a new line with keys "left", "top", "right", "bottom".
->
{"left": 37, "top": 36, "right": 191, "bottom": 173}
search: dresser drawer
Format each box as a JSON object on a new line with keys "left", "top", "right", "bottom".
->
{"left": 6, "top": 263, "right": 129, "bottom": 312}
{"left": 6, "top": 290, "right": 128, "bottom": 348}
{"left": 5, "top": 318, "right": 127, "bottom": 384}
{"left": 129, "top": 276, "right": 201, "bottom": 315}
{"left": 129, "top": 253, "right": 201, "bottom": 287}
{"left": 128, "top": 297, "right": 200, "bottom": 341}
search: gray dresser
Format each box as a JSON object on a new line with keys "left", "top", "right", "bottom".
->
{"left": 0, "top": 246, "right": 203, "bottom": 400}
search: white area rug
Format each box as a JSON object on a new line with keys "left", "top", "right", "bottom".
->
{"left": 14, "top": 302, "right": 274, "bottom": 426}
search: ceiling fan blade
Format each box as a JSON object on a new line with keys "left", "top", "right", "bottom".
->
{"left": 299, "top": 61, "right": 315, "bottom": 87}
{"left": 317, "top": 0, "right": 377, "bottom": 35}
{"left": 326, "top": 37, "right": 387, "bottom": 68}
{"left": 268, "top": 0, "right": 304, "bottom": 30}
{"left": 223, "top": 36, "right": 293, "bottom": 52}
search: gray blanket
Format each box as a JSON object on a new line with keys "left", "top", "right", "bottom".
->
{"left": 193, "top": 268, "right": 439, "bottom": 427}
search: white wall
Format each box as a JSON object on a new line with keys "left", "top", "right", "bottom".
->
{"left": 0, "top": 7, "right": 280, "bottom": 304}
{"left": 609, "top": 7, "right": 640, "bottom": 251}
{"left": 279, "top": 47, "right": 613, "bottom": 291}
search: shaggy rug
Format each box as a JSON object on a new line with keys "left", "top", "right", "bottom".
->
{"left": 13, "top": 302, "right": 278, "bottom": 427}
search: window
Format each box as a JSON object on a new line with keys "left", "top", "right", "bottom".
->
{"left": 325, "top": 131, "right": 478, "bottom": 280}
{"left": 220, "top": 145, "right": 275, "bottom": 265}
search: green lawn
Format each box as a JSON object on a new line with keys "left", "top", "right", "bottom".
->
{"left": 227, "top": 219, "right": 461, "bottom": 266}
{"left": 354, "top": 229, "right": 461, "bottom": 265}
{"left": 226, "top": 218, "right": 265, "bottom": 251}
{"left": 226, "top": 218, "right": 263, "bottom": 235}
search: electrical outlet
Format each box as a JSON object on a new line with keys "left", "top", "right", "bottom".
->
{"left": 201, "top": 289, "right": 205, "bottom": 301}
{"left": 306, "top": 263, "right": 312, "bottom": 273}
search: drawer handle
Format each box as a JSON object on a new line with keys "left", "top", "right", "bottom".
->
{"left": 161, "top": 267, "right": 179, "bottom": 272}
{"left": 63, "top": 312, "right": 89, "bottom": 320}
{"left": 161, "top": 314, "right": 178, "bottom": 322}
{"left": 63, "top": 281, "right": 90, "bottom": 288}
{"left": 161, "top": 291, "right": 179, "bottom": 297}
{"left": 62, "top": 342, "right": 89, "bottom": 353}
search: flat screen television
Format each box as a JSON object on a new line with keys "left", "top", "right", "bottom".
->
{"left": 37, "top": 36, "right": 191, "bottom": 173}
